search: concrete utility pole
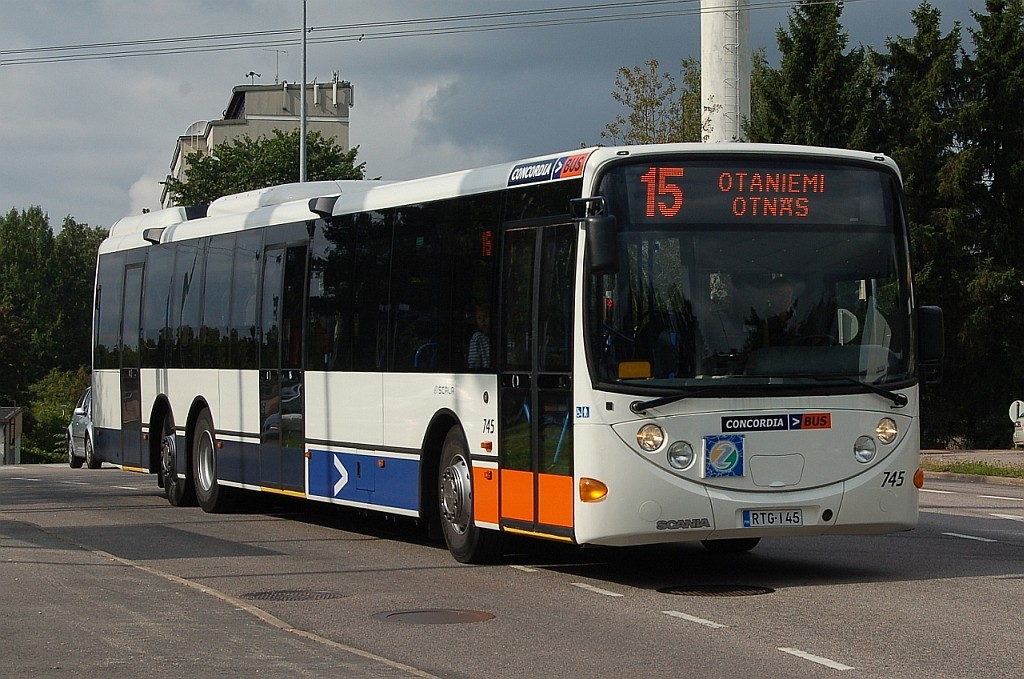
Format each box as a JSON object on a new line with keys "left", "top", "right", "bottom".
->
{"left": 300, "top": 0, "right": 308, "bottom": 182}
{"left": 700, "top": 0, "right": 751, "bottom": 142}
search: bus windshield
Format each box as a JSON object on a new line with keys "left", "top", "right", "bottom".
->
{"left": 588, "top": 157, "right": 915, "bottom": 393}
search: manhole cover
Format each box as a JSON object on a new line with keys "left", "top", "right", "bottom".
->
{"left": 658, "top": 584, "right": 775, "bottom": 597}
{"left": 243, "top": 590, "right": 343, "bottom": 602}
{"left": 373, "top": 609, "right": 495, "bottom": 625}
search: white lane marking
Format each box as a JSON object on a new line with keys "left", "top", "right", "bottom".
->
{"left": 10, "top": 477, "right": 42, "bottom": 482}
{"left": 509, "top": 565, "right": 538, "bottom": 573}
{"left": 60, "top": 481, "right": 89, "bottom": 485}
{"left": 943, "top": 532, "right": 997, "bottom": 543}
{"left": 921, "top": 488, "right": 956, "bottom": 494}
{"left": 991, "top": 513, "right": 1024, "bottom": 522}
{"left": 662, "top": 610, "right": 726, "bottom": 629}
{"left": 571, "top": 582, "right": 623, "bottom": 597}
{"left": 114, "top": 485, "right": 146, "bottom": 490}
{"left": 778, "top": 647, "right": 854, "bottom": 671}
{"left": 980, "top": 495, "right": 1024, "bottom": 501}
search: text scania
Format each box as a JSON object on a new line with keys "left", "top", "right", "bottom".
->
{"left": 718, "top": 171, "right": 826, "bottom": 218}
{"left": 656, "top": 517, "right": 712, "bottom": 530}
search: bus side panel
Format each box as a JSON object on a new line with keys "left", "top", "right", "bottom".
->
{"left": 305, "top": 372, "right": 384, "bottom": 450}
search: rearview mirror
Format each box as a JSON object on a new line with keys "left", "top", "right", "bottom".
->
{"left": 585, "top": 215, "right": 618, "bottom": 275}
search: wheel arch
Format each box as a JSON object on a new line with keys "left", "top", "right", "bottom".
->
{"left": 185, "top": 397, "right": 213, "bottom": 454}
{"left": 419, "top": 408, "right": 461, "bottom": 531}
{"left": 147, "top": 395, "right": 174, "bottom": 474}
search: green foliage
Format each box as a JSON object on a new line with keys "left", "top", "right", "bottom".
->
{"left": 163, "top": 128, "right": 366, "bottom": 205}
{"left": 598, "top": 57, "right": 708, "bottom": 145}
{"left": 21, "top": 367, "right": 90, "bottom": 462}
{"left": 746, "top": 0, "right": 879, "bottom": 148}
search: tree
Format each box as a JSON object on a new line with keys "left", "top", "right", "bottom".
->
{"left": 163, "top": 129, "right": 365, "bottom": 206}
{"left": 875, "top": 3, "right": 968, "bottom": 446}
{"left": 21, "top": 366, "right": 90, "bottom": 462}
{"left": 746, "top": 0, "right": 879, "bottom": 148}
{"left": 599, "top": 57, "right": 709, "bottom": 145}
{"left": 932, "top": 0, "right": 1024, "bottom": 446}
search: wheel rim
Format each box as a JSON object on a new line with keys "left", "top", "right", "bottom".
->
{"left": 440, "top": 453, "right": 472, "bottom": 535}
{"left": 196, "top": 429, "right": 216, "bottom": 492}
{"left": 161, "top": 433, "right": 176, "bottom": 481}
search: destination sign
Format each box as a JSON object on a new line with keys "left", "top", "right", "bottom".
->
{"left": 603, "top": 160, "right": 893, "bottom": 226}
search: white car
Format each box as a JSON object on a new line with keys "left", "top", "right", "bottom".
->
{"left": 67, "top": 387, "right": 100, "bottom": 469}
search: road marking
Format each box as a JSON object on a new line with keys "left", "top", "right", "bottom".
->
{"left": 921, "top": 488, "right": 956, "bottom": 494}
{"left": 509, "top": 565, "right": 538, "bottom": 573}
{"left": 778, "top": 647, "right": 854, "bottom": 671}
{"left": 943, "top": 532, "right": 997, "bottom": 542}
{"left": 980, "top": 495, "right": 1024, "bottom": 502}
{"left": 662, "top": 610, "right": 726, "bottom": 629}
{"left": 60, "top": 481, "right": 89, "bottom": 486}
{"left": 11, "top": 477, "right": 42, "bottom": 482}
{"left": 990, "top": 513, "right": 1024, "bottom": 522}
{"left": 571, "top": 582, "right": 623, "bottom": 597}
{"left": 114, "top": 485, "right": 146, "bottom": 490}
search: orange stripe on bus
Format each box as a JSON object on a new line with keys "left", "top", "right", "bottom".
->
{"left": 538, "top": 473, "right": 574, "bottom": 528}
{"left": 472, "top": 467, "right": 499, "bottom": 524}
{"left": 500, "top": 469, "right": 535, "bottom": 522}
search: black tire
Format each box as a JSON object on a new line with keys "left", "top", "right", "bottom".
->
{"left": 67, "top": 437, "right": 84, "bottom": 468}
{"left": 160, "top": 413, "right": 195, "bottom": 507}
{"left": 84, "top": 436, "right": 101, "bottom": 469}
{"left": 192, "top": 409, "right": 233, "bottom": 513}
{"left": 438, "top": 426, "right": 502, "bottom": 564}
{"left": 701, "top": 537, "right": 761, "bottom": 553}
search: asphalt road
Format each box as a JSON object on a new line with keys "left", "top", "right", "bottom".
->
{"left": 2, "top": 463, "right": 1022, "bottom": 678}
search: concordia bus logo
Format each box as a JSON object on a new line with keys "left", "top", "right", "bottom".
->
{"left": 704, "top": 434, "right": 744, "bottom": 478}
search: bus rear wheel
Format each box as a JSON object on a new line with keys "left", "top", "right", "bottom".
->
{"left": 161, "top": 414, "right": 194, "bottom": 507}
{"left": 438, "top": 426, "right": 501, "bottom": 564}
{"left": 192, "top": 409, "right": 233, "bottom": 513}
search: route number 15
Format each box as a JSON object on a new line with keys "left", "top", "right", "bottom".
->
{"left": 640, "top": 167, "right": 685, "bottom": 218}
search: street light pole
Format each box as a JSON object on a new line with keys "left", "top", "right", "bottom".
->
{"left": 299, "top": 0, "right": 307, "bottom": 182}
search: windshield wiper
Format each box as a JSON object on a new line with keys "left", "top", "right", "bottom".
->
{"left": 801, "top": 374, "right": 908, "bottom": 407}
{"left": 630, "top": 389, "right": 712, "bottom": 414}
{"left": 629, "top": 374, "right": 908, "bottom": 414}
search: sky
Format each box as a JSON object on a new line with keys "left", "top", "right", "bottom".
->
{"left": 0, "top": 0, "right": 980, "bottom": 230}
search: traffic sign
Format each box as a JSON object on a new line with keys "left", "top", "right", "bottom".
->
{"left": 1009, "top": 400, "right": 1024, "bottom": 422}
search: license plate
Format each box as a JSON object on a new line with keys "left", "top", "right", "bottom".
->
{"left": 742, "top": 509, "right": 803, "bottom": 528}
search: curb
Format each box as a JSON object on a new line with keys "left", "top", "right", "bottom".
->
{"left": 922, "top": 470, "right": 1024, "bottom": 487}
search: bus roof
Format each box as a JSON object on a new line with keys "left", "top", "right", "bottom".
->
{"left": 99, "top": 143, "right": 899, "bottom": 255}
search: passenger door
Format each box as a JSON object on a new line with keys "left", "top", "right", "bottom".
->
{"left": 498, "top": 221, "right": 576, "bottom": 539}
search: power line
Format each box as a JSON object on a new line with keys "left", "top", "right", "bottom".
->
{"left": 0, "top": 1, "right": 867, "bottom": 67}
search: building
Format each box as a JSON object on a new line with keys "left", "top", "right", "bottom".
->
{"left": 0, "top": 406, "right": 22, "bottom": 465}
{"left": 161, "top": 74, "right": 354, "bottom": 207}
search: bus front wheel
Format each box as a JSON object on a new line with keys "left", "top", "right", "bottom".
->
{"left": 438, "top": 426, "right": 501, "bottom": 564}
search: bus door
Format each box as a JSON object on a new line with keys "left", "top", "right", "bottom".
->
{"left": 258, "top": 244, "right": 308, "bottom": 492}
{"left": 498, "top": 221, "right": 576, "bottom": 539}
{"left": 120, "top": 263, "right": 144, "bottom": 468}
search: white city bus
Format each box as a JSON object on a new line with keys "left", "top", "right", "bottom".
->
{"left": 91, "top": 143, "right": 943, "bottom": 562}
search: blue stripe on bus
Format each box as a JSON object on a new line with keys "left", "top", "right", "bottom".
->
{"left": 307, "top": 449, "right": 419, "bottom": 512}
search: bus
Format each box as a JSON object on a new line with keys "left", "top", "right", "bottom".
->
{"left": 91, "top": 143, "right": 944, "bottom": 563}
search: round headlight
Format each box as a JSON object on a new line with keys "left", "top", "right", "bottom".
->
{"left": 637, "top": 424, "right": 665, "bottom": 452}
{"left": 876, "top": 417, "right": 898, "bottom": 445}
{"left": 667, "top": 441, "right": 695, "bottom": 470}
{"left": 854, "top": 435, "right": 876, "bottom": 463}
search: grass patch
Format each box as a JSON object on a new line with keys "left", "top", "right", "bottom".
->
{"left": 920, "top": 460, "right": 1024, "bottom": 479}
